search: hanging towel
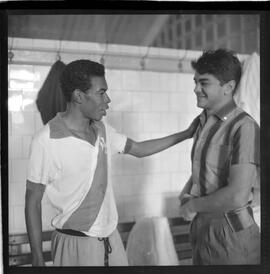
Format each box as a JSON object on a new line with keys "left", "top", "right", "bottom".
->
{"left": 126, "top": 216, "right": 179, "bottom": 266}
{"left": 234, "top": 52, "right": 260, "bottom": 229}
{"left": 36, "top": 60, "right": 67, "bottom": 125}
{"left": 234, "top": 52, "right": 260, "bottom": 126}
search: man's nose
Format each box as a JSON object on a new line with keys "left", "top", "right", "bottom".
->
{"left": 194, "top": 83, "right": 201, "bottom": 94}
{"left": 104, "top": 93, "right": 111, "bottom": 104}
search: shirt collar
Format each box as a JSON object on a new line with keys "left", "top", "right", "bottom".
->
{"left": 197, "top": 100, "right": 237, "bottom": 125}
{"left": 214, "top": 100, "right": 237, "bottom": 121}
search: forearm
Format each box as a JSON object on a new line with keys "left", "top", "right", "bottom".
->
{"left": 128, "top": 130, "right": 190, "bottom": 158}
{"left": 25, "top": 195, "right": 44, "bottom": 265}
{"left": 192, "top": 185, "right": 248, "bottom": 213}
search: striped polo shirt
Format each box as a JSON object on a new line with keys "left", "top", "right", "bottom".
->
{"left": 190, "top": 100, "right": 260, "bottom": 198}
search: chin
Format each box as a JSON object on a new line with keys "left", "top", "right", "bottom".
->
{"left": 197, "top": 102, "right": 205, "bottom": 109}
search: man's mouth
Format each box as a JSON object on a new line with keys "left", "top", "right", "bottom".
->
{"left": 101, "top": 106, "right": 109, "bottom": 115}
{"left": 197, "top": 95, "right": 206, "bottom": 99}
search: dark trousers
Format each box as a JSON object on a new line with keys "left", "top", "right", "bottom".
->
{"left": 190, "top": 210, "right": 260, "bottom": 265}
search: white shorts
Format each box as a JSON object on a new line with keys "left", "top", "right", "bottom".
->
{"left": 51, "top": 228, "right": 128, "bottom": 266}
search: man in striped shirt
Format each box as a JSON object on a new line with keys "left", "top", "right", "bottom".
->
{"left": 178, "top": 49, "right": 260, "bottom": 264}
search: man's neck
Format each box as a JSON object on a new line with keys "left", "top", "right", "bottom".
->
{"left": 61, "top": 105, "right": 93, "bottom": 132}
{"left": 206, "top": 99, "right": 234, "bottom": 118}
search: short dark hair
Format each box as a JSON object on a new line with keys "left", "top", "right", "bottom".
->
{"left": 60, "top": 59, "right": 105, "bottom": 102}
{"left": 191, "top": 49, "right": 242, "bottom": 94}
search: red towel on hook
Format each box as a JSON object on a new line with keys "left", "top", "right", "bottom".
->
{"left": 36, "top": 60, "right": 67, "bottom": 125}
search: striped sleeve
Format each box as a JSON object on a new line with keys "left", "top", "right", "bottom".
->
{"left": 231, "top": 121, "right": 260, "bottom": 165}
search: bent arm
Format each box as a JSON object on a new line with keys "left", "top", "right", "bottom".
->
{"left": 191, "top": 164, "right": 257, "bottom": 213}
{"left": 25, "top": 180, "right": 46, "bottom": 266}
{"left": 125, "top": 117, "right": 199, "bottom": 158}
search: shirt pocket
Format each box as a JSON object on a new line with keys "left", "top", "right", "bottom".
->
{"left": 206, "top": 143, "right": 231, "bottom": 170}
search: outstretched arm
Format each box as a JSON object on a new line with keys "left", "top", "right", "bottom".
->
{"left": 125, "top": 116, "right": 199, "bottom": 158}
{"left": 25, "top": 180, "right": 46, "bottom": 266}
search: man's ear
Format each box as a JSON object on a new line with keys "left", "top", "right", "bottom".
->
{"left": 72, "top": 89, "right": 83, "bottom": 104}
{"left": 224, "top": 80, "right": 236, "bottom": 96}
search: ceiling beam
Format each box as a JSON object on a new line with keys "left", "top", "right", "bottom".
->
{"left": 141, "top": 15, "right": 170, "bottom": 47}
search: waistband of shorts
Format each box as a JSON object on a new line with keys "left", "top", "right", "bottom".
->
{"left": 196, "top": 205, "right": 255, "bottom": 232}
{"left": 56, "top": 228, "right": 88, "bottom": 237}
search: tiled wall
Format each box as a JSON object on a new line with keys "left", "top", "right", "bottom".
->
{"left": 8, "top": 46, "right": 201, "bottom": 233}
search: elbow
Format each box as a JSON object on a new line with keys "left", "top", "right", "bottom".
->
{"left": 131, "top": 152, "right": 144, "bottom": 158}
{"left": 230, "top": 192, "right": 249, "bottom": 209}
{"left": 134, "top": 153, "right": 145, "bottom": 158}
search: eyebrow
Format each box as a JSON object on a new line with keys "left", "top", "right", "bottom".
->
{"left": 193, "top": 77, "right": 210, "bottom": 82}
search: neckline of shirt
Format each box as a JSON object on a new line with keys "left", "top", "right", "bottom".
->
{"left": 49, "top": 112, "right": 99, "bottom": 147}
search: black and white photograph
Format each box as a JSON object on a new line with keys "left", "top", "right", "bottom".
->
{"left": 1, "top": 5, "right": 270, "bottom": 273}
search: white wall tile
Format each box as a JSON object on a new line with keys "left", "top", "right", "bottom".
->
{"left": 121, "top": 155, "right": 143, "bottom": 175}
{"left": 150, "top": 132, "right": 167, "bottom": 139}
{"left": 179, "top": 153, "right": 192, "bottom": 173}
{"left": 128, "top": 175, "right": 153, "bottom": 196}
{"left": 163, "top": 193, "right": 181, "bottom": 218}
{"left": 112, "top": 175, "right": 135, "bottom": 197}
{"left": 109, "top": 91, "right": 132, "bottom": 112}
{"left": 122, "top": 70, "right": 142, "bottom": 91}
{"left": 151, "top": 173, "right": 172, "bottom": 193}
{"left": 171, "top": 172, "right": 191, "bottom": 193}
{"left": 185, "top": 139, "right": 194, "bottom": 153}
{"left": 116, "top": 196, "right": 136, "bottom": 222}
{"left": 131, "top": 92, "right": 152, "bottom": 112}
{"left": 137, "top": 194, "right": 165, "bottom": 217}
{"left": 122, "top": 112, "right": 144, "bottom": 133}
{"left": 158, "top": 73, "right": 177, "bottom": 92}
{"left": 22, "top": 90, "right": 39, "bottom": 112}
{"left": 106, "top": 69, "right": 123, "bottom": 91}
{"left": 9, "top": 135, "right": 22, "bottom": 159}
{"left": 13, "top": 205, "right": 26, "bottom": 232}
{"left": 33, "top": 66, "right": 50, "bottom": 89}
{"left": 141, "top": 154, "right": 161, "bottom": 174}
{"left": 11, "top": 159, "right": 28, "bottom": 183}
{"left": 9, "top": 182, "right": 26, "bottom": 206}
{"left": 141, "top": 71, "right": 159, "bottom": 92}
{"left": 160, "top": 152, "right": 181, "bottom": 173}
{"left": 160, "top": 113, "right": 179, "bottom": 133}
{"left": 170, "top": 93, "right": 189, "bottom": 113}
{"left": 9, "top": 206, "right": 15, "bottom": 233}
{"left": 176, "top": 73, "right": 195, "bottom": 93}
{"left": 11, "top": 112, "right": 35, "bottom": 136}
{"left": 133, "top": 133, "right": 152, "bottom": 142}
{"left": 8, "top": 112, "right": 12, "bottom": 135}
{"left": 151, "top": 93, "right": 169, "bottom": 112}
{"left": 107, "top": 111, "right": 122, "bottom": 132}
{"left": 178, "top": 114, "right": 196, "bottom": 129}
{"left": 143, "top": 113, "right": 161, "bottom": 133}
{"left": 186, "top": 94, "right": 201, "bottom": 115}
